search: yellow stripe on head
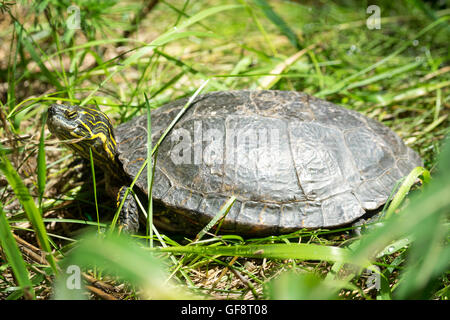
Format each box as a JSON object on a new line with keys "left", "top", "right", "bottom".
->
{"left": 47, "top": 104, "right": 118, "bottom": 167}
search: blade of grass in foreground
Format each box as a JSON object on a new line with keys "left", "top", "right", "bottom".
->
{"left": 326, "top": 166, "right": 433, "bottom": 290}
{"left": 348, "top": 145, "right": 450, "bottom": 297}
{"left": 0, "top": 203, "right": 35, "bottom": 299}
{"left": 195, "top": 196, "right": 236, "bottom": 241}
{"left": 384, "top": 166, "right": 430, "bottom": 220}
{"left": 37, "top": 113, "right": 47, "bottom": 212}
{"left": 154, "top": 242, "right": 356, "bottom": 264}
{"left": 393, "top": 137, "right": 450, "bottom": 299}
{"left": 267, "top": 271, "right": 356, "bottom": 300}
{"left": 0, "top": 149, "right": 58, "bottom": 274}
{"left": 55, "top": 232, "right": 193, "bottom": 299}
{"left": 89, "top": 148, "right": 101, "bottom": 233}
{"left": 144, "top": 93, "right": 153, "bottom": 247}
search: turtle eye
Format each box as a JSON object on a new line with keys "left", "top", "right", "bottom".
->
{"left": 65, "top": 109, "right": 77, "bottom": 119}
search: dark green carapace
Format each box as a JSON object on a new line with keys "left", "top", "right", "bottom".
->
{"left": 47, "top": 91, "right": 422, "bottom": 235}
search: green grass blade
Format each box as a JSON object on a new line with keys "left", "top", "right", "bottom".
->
{"left": 266, "top": 271, "right": 355, "bottom": 300}
{"left": 384, "top": 166, "right": 431, "bottom": 220}
{"left": 6, "top": 20, "right": 20, "bottom": 118}
{"left": 9, "top": 218, "right": 107, "bottom": 228}
{"left": 88, "top": 148, "right": 100, "bottom": 234}
{"left": 156, "top": 243, "right": 354, "bottom": 264}
{"left": 195, "top": 196, "right": 236, "bottom": 241}
{"left": 144, "top": 93, "right": 153, "bottom": 247}
{"left": 258, "top": 45, "right": 315, "bottom": 89}
{"left": 37, "top": 113, "right": 47, "bottom": 211}
{"left": 151, "top": 79, "right": 210, "bottom": 155}
{"left": 0, "top": 203, "right": 35, "bottom": 299}
{"left": 395, "top": 216, "right": 449, "bottom": 299}
{"left": 326, "top": 153, "right": 448, "bottom": 298}
{"left": 55, "top": 232, "right": 193, "bottom": 299}
{"left": 252, "top": 0, "right": 301, "bottom": 50}
{"left": 375, "top": 81, "right": 450, "bottom": 107}
{"left": 80, "top": 5, "right": 239, "bottom": 106}
{"left": 393, "top": 137, "right": 450, "bottom": 299}
{"left": 0, "top": 148, "right": 58, "bottom": 274}
{"left": 346, "top": 61, "right": 422, "bottom": 90}
{"left": 351, "top": 139, "right": 450, "bottom": 268}
{"left": 111, "top": 80, "right": 210, "bottom": 232}
{"left": 239, "top": 0, "right": 277, "bottom": 56}
{"left": 148, "top": 31, "right": 222, "bottom": 47}
{"left": 408, "top": 0, "right": 440, "bottom": 21}
{"left": 47, "top": 38, "right": 147, "bottom": 58}
{"left": 154, "top": 49, "right": 227, "bottom": 91}
{"left": 317, "top": 17, "right": 449, "bottom": 97}
{"left": 15, "top": 21, "right": 62, "bottom": 90}
{"left": 154, "top": 4, "right": 241, "bottom": 46}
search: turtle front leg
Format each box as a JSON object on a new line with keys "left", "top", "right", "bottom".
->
{"left": 116, "top": 186, "right": 140, "bottom": 233}
{"left": 105, "top": 174, "right": 140, "bottom": 233}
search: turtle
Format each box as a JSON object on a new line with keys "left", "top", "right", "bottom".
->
{"left": 47, "top": 90, "right": 422, "bottom": 236}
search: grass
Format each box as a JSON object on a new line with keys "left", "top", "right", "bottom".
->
{"left": 0, "top": 0, "right": 449, "bottom": 300}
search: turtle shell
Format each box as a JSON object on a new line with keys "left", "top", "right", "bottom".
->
{"left": 114, "top": 90, "right": 422, "bottom": 235}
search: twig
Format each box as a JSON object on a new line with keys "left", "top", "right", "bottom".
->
{"left": 82, "top": 273, "right": 118, "bottom": 294}
{"left": 0, "top": 134, "right": 32, "bottom": 145}
{"left": 229, "top": 266, "right": 259, "bottom": 299}
{"left": 208, "top": 256, "right": 238, "bottom": 293}
{"left": 13, "top": 234, "right": 48, "bottom": 265}
{"left": 85, "top": 285, "right": 118, "bottom": 300}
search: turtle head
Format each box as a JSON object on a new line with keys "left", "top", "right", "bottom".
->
{"left": 47, "top": 104, "right": 117, "bottom": 166}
